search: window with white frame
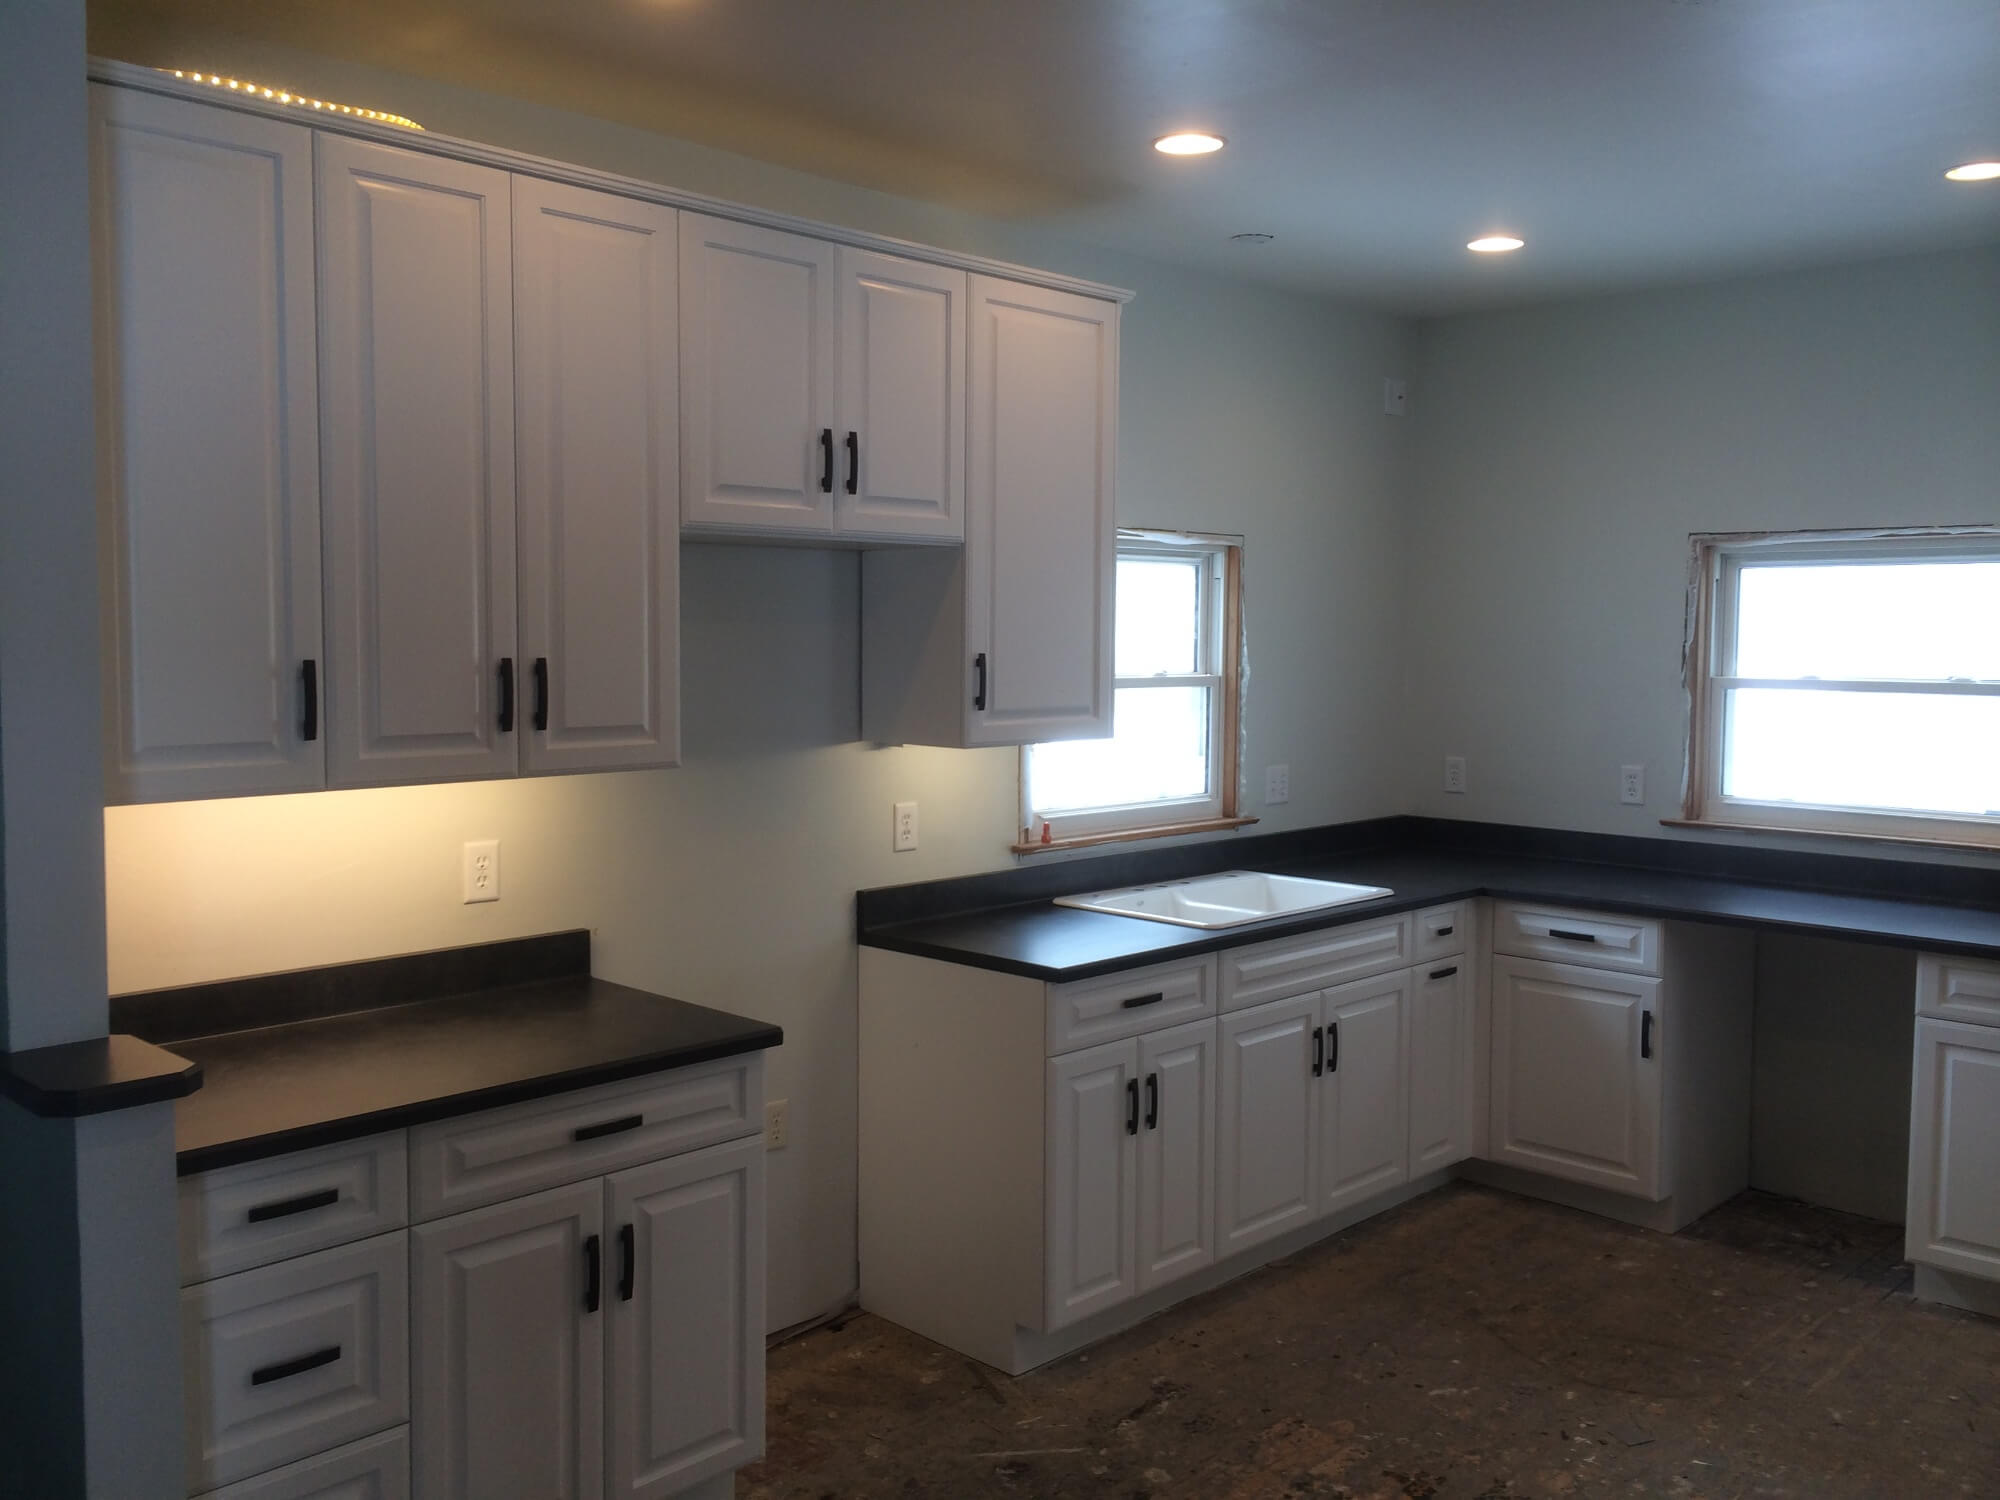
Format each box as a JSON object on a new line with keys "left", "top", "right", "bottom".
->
{"left": 1684, "top": 530, "right": 2000, "bottom": 846}
{"left": 1021, "top": 535, "right": 1244, "bottom": 846}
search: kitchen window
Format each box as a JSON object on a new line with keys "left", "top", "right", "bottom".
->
{"left": 1681, "top": 529, "right": 2000, "bottom": 848}
{"left": 1019, "top": 534, "right": 1247, "bottom": 850}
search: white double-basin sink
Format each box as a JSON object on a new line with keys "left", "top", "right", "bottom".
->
{"left": 1054, "top": 870, "right": 1393, "bottom": 930}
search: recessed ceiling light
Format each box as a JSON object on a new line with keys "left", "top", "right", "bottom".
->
{"left": 1467, "top": 235, "right": 1526, "bottom": 254}
{"left": 1945, "top": 161, "right": 2000, "bottom": 182}
{"left": 1154, "top": 132, "right": 1225, "bottom": 156}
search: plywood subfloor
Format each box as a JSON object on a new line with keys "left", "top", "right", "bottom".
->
{"left": 741, "top": 1185, "right": 1998, "bottom": 1498}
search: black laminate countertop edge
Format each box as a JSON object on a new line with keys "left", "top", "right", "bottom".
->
{"left": 0, "top": 1034, "right": 203, "bottom": 1119}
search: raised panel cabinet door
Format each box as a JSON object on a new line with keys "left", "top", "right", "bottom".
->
{"left": 410, "top": 1180, "right": 603, "bottom": 1500}
{"left": 1408, "top": 959, "right": 1476, "bottom": 1175}
{"left": 834, "top": 248, "right": 965, "bottom": 541}
{"left": 606, "top": 1136, "right": 767, "bottom": 1499}
{"left": 1216, "top": 993, "right": 1320, "bottom": 1257}
{"left": 1044, "top": 1039, "right": 1139, "bottom": 1330}
{"left": 964, "top": 276, "right": 1116, "bottom": 745}
{"left": 1318, "top": 971, "right": 1411, "bottom": 1216}
{"left": 1906, "top": 1017, "right": 2000, "bottom": 1280}
{"left": 91, "top": 85, "right": 325, "bottom": 802}
{"left": 1489, "top": 957, "right": 1664, "bottom": 1200}
{"left": 678, "top": 213, "right": 837, "bottom": 533}
{"left": 513, "top": 177, "right": 680, "bottom": 774}
{"left": 1136, "top": 1018, "right": 1218, "bottom": 1294}
{"left": 317, "top": 135, "right": 518, "bottom": 787}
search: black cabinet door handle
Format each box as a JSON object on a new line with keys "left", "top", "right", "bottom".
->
{"left": 845, "top": 430, "right": 859, "bottom": 494}
{"left": 1428, "top": 965, "right": 1459, "bottom": 981}
{"left": 498, "top": 657, "right": 515, "bottom": 733}
{"left": 1641, "top": 1009, "right": 1655, "bottom": 1060}
{"left": 532, "top": 657, "right": 549, "bottom": 732}
{"left": 583, "top": 1232, "right": 602, "bottom": 1313}
{"left": 1144, "top": 1073, "right": 1159, "bottom": 1130}
{"left": 251, "top": 1345, "right": 340, "bottom": 1386}
{"left": 1311, "top": 1025, "right": 1324, "bottom": 1077}
{"left": 618, "top": 1222, "right": 636, "bottom": 1302}
{"left": 1328, "top": 1020, "right": 1340, "bottom": 1074}
{"left": 1125, "top": 1077, "right": 1139, "bottom": 1136}
{"left": 1435, "top": 925, "right": 1454, "bottom": 937}
{"left": 1119, "top": 992, "right": 1166, "bottom": 1011}
{"left": 246, "top": 1187, "right": 339, "bottom": 1225}
{"left": 300, "top": 659, "right": 318, "bottom": 742}
{"left": 573, "top": 1114, "right": 644, "bottom": 1143}
{"left": 1548, "top": 928, "right": 1597, "bottom": 944}
{"left": 819, "top": 428, "right": 834, "bottom": 493}
{"left": 972, "top": 652, "right": 987, "bottom": 711}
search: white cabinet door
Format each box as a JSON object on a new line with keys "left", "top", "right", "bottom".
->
{"left": 1044, "top": 1039, "right": 1139, "bottom": 1329}
{"left": 513, "top": 176, "right": 679, "bottom": 775}
{"left": 1907, "top": 1017, "right": 2000, "bottom": 1281}
{"left": 1136, "top": 1018, "right": 1217, "bottom": 1293}
{"left": 1490, "top": 957, "right": 1664, "bottom": 1200}
{"left": 606, "top": 1137, "right": 766, "bottom": 1500}
{"left": 678, "top": 213, "right": 837, "bottom": 534}
{"left": 411, "top": 1181, "right": 603, "bottom": 1500}
{"left": 317, "top": 136, "right": 517, "bottom": 786}
{"left": 834, "top": 248, "right": 965, "bottom": 541}
{"left": 1216, "top": 994, "right": 1319, "bottom": 1256}
{"left": 1409, "top": 959, "right": 1476, "bottom": 1175}
{"left": 964, "top": 276, "right": 1116, "bottom": 745}
{"left": 1318, "top": 971, "right": 1411, "bottom": 1216}
{"left": 91, "top": 85, "right": 325, "bottom": 802}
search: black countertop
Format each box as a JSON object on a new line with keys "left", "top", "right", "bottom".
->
{"left": 0, "top": 1033, "right": 202, "bottom": 1119}
{"left": 859, "top": 836, "right": 2000, "bottom": 983}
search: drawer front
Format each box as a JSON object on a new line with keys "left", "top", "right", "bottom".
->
{"left": 1047, "top": 956, "right": 1215, "bottom": 1055}
{"left": 199, "top": 1426, "right": 409, "bottom": 1500}
{"left": 181, "top": 1133, "right": 409, "bottom": 1286}
{"left": 184, "top": 1232, "right": 410, "bottom": 1494}
{"left": 1413, "top": 902, "right": 1470, "bottom": 964}
{"left": 1219, "top": 915, "right": 1413, "bottom": 1012}
{"left": 1491, "top": 902, "right": 1659, "bottom": 976}
{"left": 1918, "top": 954, "right": 2000, "bottom": 1027}
{"left": 410, "top": 1054, "right": 762, "bottom": 1221}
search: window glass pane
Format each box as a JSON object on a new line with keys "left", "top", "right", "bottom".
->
{"left": 1733, "top": 562, "right": 2000, "bottom": 682}
{"left": 1029, "top": 686, "right": 1211, "bottom": 815}
{"left": 1722, "top": 687, "right": 2000, "bottom": 817}
{"left": 1115, "top": 557, "right": 1201, "bottom": 677}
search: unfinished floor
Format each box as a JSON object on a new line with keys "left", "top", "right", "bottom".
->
{"left": 740, "top": 1185, "right": 1998, "bottom": 1498}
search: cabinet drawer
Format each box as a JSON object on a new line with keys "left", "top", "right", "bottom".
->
{"left": 1491, "top": 902, "right": 1659, "bottom": 976}
{"left": 1413, "top": 902, "right": 1470, "bottom": 964}
{"left": 183, "top": 1231, "right": 409, "bottom": 1494}
{"left": 409, "top": 1055, "right": 762, "bottom": 1221}
{"left": 180, "top": 1133, "right": 408, "bottom": 1286}
{"left": 198, "top": 1426, "right": 408, "bottom": 1500}
{"left": 1918, "top": 954, "right": 2000, "bottom": 1027}
{"left": 1046, "top": 956, "right": 1215, "bottom": 1055}
{"left": 1219, "top": 915, "right": 1412, "bottom": 1012}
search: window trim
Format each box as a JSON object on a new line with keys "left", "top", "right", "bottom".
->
{"left": 1017, "top": 533, "right": 1248, "bottom": 851}
{"left": 1681, "top": 527, "right": 2000, "bottom": 849}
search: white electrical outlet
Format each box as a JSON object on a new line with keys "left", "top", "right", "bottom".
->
{"left": 1620, "top": 764, "right": 1646, "bottom": 805}
{"left": 893, "top": 801, "right": 919, "bottom": 852}
{"left": 1444, "top": 756, "right": 1468, "bottom": 795}
{"left": 1264, "top": 764, "right": 1290, "bottom": 805}
{"left": 764, "top": 1099, "right": 789, "bottom": 1150}
{"left": 461, "top": 840, "right": 501, "bottom": 903}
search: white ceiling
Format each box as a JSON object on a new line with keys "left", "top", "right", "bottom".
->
{"left": 91, "top": 0, "right": 2000, "bottom": 312}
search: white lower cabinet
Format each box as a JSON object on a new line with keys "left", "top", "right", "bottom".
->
{"left": 202, "top": 1427, "right": 410, "bottom": 1500}
{"left": 1408, "top": 958, "right": 1477, "bottom": 1175}
{"left": 1216, "top": 994, "right": 1320, "bottom": 1257}
{"left": 1318, "top": 970, "right": 1411, "bottom": 1217}
{"left": 1136, "top": 1020, "right": 1218, "bottom": 1293}
{"left": 1907, "top": 1012, "right": 2000, "bottom": 1283}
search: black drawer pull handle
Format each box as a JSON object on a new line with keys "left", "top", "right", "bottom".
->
{"left": 1311, "top": 1025, "right": 1324, "bottom": 1077}
{"left": 1125, "top": 1077, "right": 1139, "bottom": 1135}
{"left": 1328, "top": 1020, "right": 1340, "bottom": 1074}
{"left": 498, "top": 657, "right": 515, "bottom": 733}
{"left": 819, "top": 428, "right": 834, "bottom": 493}
{"left": 1144, "top": 1072, "right": 1159, "bottom": 1130}
{"left": 246, "top": 1187, "right": 340, "bottom": 1225}
{"left": 532, "top": 657, "right": 549, "bottom": 733}
{"left": 1641, "top": 1009, "right": 1655, "bottom": 1060}
{"left": 1434, "top": 925, "right": 1453, "bottom": 937}
{"left": 1428, "top": 965, "right": 1459, "bottom": 981}
{"left": 619, "top": 1222, "right": 636, "bottom": 1302}
{"left": 1548, "top": 928, "right": 1597, "bottom": 943}
{"left": 251, "top": 1345, "right": 340, "bottom": 1386}
{"left": 845, "top": 430, "right": 859, "bottom": 494}
{"left": 1119, "top": 991, "right": 1166, "bottom": 1010}
{"left": 300, "top": 659, "right": 319, "bottom": 743}
{"left": 584, "top": 1232, "right": 601, "bottom": 1313}
{"left": 973, "top": 652, "right": 987, "bottom": 711}
{"left": 573, "top": 1114, "right": 644, "bottom": 1143}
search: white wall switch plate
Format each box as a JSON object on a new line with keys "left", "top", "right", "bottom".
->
{"left": 1264, "top": 764, "right": 1290, "bottom": 805}
{"left": 1620, "top": 764, "right": 1646, "bottom": 805}
{"left": 764, "top": 1099, "right": 789, "bottom": 1150}
{"left": 1444, "top": 756, "right": 1467, "bottom": 795}
{"left": 1383, "top": 377, "right": 1409, "bottom": 417}
{"left": 893, "top": 801, "right": 919, "bottom": 852}
{"left": 461, "top": 839, "right": 500, "bottom": 903}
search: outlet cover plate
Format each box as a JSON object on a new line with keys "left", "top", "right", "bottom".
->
{"left": 1620, "top": 765, "right": 1646, "bottom": 805}
{"left": 462, "top": 839, "right": 500, "bottom": 904}
{"left": 1265, "top": 764, "right": 1290, "bottom": 805}
{"left": 893, "top": 801, "right": 919, "bottom": 852}
{"left": 1444, "top": 757, "right": 1468, "bottom": 795}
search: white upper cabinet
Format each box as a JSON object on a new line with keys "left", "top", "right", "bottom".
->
{"left": 513, "top": 178, "right": 680, "bottom": 775}
{"left": 678, "top": 214, "right": 838, "bottom": 535}
{"left": 834, "top": 248, "right": 966, "bottom": 542}
{"left": 316, "top": 137, "right": 518, "bottom": 787}
{"left": 92, "top": 85, "right": 325, "bottom": 803}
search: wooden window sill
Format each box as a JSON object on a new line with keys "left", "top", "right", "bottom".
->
{"left": 1660, "top": 816, "right": 2000, "bottom": 855}
{"left": 1012, "top": 815, "right": 1259, "bottom": 856}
